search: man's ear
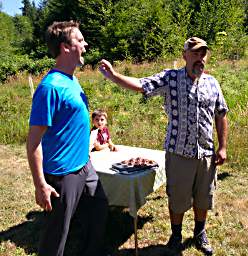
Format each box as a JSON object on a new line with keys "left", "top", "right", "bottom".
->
{"left": 60, "top": 42, "right": 70, "bottom": 53}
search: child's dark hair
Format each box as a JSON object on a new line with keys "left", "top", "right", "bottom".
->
{"left": 92, "top": 109, "right": 108, "bottom": 119}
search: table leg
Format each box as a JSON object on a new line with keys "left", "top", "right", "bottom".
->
{"left": 134, "top": 215, "right": 138, "bottom": 256}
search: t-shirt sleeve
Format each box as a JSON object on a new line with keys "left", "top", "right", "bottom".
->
{"left": 29, "top": 84, "right": 58, "bottom": 126}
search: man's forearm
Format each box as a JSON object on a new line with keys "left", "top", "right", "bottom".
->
{"left": 26, "top": 132, "right": 59, "bottom": 211}
{"left": 26, "top": 126, "right": 48, "bottom": 188}
{"left": 110, "top": 71, "right": 144, "bottom": 92}
{"left": 99, "top": 59, "right": 144, "bottom": 92}
{"left": 215, "top": 114, "right": 228, "bottom": 149}
{"left": 27, "top": 141, "right": 46, "bottom": 188}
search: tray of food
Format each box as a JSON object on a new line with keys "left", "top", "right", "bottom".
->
{"left": 111, "top": 157, "right": 158, "bottom": 174}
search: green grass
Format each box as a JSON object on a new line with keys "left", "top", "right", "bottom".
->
{"left": 0, "top": 58, "right": 248, "bottom": 255}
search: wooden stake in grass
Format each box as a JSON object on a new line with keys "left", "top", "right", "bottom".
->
{"left": 28, "top": 74, "right": 34, "bottom": 98}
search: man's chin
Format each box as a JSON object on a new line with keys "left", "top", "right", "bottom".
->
{"left": 77, "top": 57, "right": 84, "bottom": 67}
{"left": 192, "top": 69, "right": 204, "bottom": 78}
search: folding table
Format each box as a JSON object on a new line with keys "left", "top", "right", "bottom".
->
{"left": 91, "top": 145, "right": 166, "bottom": 256}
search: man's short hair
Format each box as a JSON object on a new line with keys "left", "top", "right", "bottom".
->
{"left": 184, "top": 37, "right": 209, "bottom": 51}
{"left": 92, "top": 109, "right": 108, "bottom": 120}
{"left": 45, "top": 20, "right": 79, "bottom": 58}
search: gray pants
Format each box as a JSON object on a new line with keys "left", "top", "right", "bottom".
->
{"left": 38, "top": 160, "right": 108, "bottom": 256}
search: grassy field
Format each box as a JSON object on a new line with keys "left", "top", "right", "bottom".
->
{"left": 0, "top": 58, "right": 248, "bottom": 256}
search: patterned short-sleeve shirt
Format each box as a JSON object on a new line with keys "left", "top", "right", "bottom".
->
{"left": 140, "top": 67, "right": 228, "bottom": 159}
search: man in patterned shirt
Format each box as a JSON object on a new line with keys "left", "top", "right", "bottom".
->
{"left": 99, "top": 37, "right": 228, "bottom": 255}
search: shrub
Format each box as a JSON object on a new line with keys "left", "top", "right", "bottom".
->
{"left": 0, "top": 55, "right": 54, "bottom": 84}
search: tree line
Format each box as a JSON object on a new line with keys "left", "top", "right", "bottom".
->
{"left": 0, "top": 0, "right": 247, "bottom": 82}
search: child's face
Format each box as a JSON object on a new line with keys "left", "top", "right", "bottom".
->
{"left": 93, "top": 114, "right": 107, "bottom": 130}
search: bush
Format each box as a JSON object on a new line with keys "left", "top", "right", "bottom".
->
{"left": 0, "top": 55, "right": 54, "bottom": 84}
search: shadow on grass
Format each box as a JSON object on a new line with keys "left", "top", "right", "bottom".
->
{"left": 96, "top": 206, "right": 154, "bottom": 256}
{"left": 1, "top": 207, "right": 175, "bottom": 256}
{"left": 217, "top": 171, "right": 232, "bottom": 181}
{"left": 0, "top": 211, "right": 43, "bottom": 254}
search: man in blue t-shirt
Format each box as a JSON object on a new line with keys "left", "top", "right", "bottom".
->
{"left": 26, "top": 21, "right": 108, "bottom": 256}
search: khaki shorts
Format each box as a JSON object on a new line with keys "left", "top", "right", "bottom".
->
{"left": 165, "top": 152, "right": 217, "bottom": 214}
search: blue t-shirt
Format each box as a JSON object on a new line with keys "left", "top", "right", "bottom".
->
{"left": 29, "top": 69, "right": 90, "bottom": 175}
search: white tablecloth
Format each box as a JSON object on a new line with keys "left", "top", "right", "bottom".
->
{"left": 90, "top": 145, "right": 166, "bottom": 217}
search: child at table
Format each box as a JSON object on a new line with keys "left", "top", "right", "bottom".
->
{"left": 90, "top": 109, "right": 118, "bottom": 152}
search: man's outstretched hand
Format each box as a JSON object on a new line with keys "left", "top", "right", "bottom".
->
{"left": 99, "top": 59, "right": 115, "bottom": 79}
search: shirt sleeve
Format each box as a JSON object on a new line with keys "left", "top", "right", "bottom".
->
{"left": 29, "top": 84, "right": 58, "bottom": 126}
{"left": 140, "top": 69, "right": 169, "bottom": 98}
{"left": 214, "top": 81, "right": 229, "bottom": 117}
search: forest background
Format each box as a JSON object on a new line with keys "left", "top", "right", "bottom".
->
{"left": 0, "top": 0, "right": 248, "bottom": 83}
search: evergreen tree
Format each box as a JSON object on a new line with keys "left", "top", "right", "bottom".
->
{"left": 13, "top": 15, "right": 33, "bottom": 54}
{"left": 21, "top": 0, "right": 32, "bottom": 16}
{"left": 0, "top": 12, "right": 16, "bottom": 59}
{"left": 3, "top": 0, "right": 246, "bottom": 64}
{"left": 21, "top": 0, "right": 37, "bottom": 23}
{"left": 41, "top": 0, "right": 112, "bottom": 62}
{"left": 101, "top": 0, "right": 180, "bottom": 61}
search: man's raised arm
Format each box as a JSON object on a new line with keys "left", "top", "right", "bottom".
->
{"left": 99, "top": 59, "right": 144, "bottom": 92}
